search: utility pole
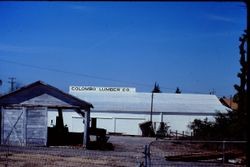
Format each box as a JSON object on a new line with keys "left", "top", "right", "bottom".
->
{"left": 209, "top": 88, "right": 216, "bottom": 95}
{"left": 150, "top": 92, "right": 154, "bottom": 122}
{"left": 8, "top": 77, "right": 16, "bottom": 92}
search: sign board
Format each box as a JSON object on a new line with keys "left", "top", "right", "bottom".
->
{"left": 69, "top": 86, "right": 136, "bottom": 93}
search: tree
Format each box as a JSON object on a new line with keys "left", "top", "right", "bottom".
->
{"left": 234, "top": 30, "right": 247, "bottom": 116}
{"left": 231, "top": 30, "right": 248, "bottom": 140}
{"left": 188, "top": 31, "right": 248, "bottom": 140}
{"left": 152, "top": 82, "right": 161, "bottom": 93}
{"left": 188, "top": 118, "right": 214, "bottom": 139}
{"left": 175, "top": 87, "right": 181, "bottom": 94}
{"left": 0, "top": 79, "right": 2, "bottom": 96}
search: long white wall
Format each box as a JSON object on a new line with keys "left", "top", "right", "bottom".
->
{"left": 47, "top": 110, "right": 215, "bottom": 135}
{"left": 47, "top": 90, "right": 228, "bottom": 136}
{"left": 47, "top": 110, "right": 85, "bottom": 133}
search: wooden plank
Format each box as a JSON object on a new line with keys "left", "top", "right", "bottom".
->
{"left": 44, "top": 107, "right": 48, "bottom": 146}
{"left": 165, "top": 151, "right": 243, "bottom": 162}
{"left": 26, "top": 107, "right": 47, "bottom": 146}
{"left": 21, "top": 94, "right": 70, "bottom": 106}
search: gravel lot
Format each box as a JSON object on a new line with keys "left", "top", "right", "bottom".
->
{"left": 0, "top": 136, "right": 246, "bottom": 167}
{"left": 0, "top": 136, "right": 154, "bottom": 167}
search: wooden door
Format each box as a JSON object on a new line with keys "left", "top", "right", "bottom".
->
{"left": 1, "top": 107, "right": 25, "bottom": 146}
{"left": 26, "top": 107, "right": 47, "bottom": 146}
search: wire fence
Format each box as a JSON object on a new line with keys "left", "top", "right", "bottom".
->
{"left": 0, "top": 139, "right": 247, "bottom": 167}
{"left": 145, "top": 140, "right": 247, "bottom": 167}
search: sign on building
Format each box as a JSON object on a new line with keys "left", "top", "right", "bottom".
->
{"left": 69, "top": 86, "right": 136, "bottom": 93}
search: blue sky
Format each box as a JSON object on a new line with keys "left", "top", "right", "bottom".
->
{"left": 0, "top": 2, "right": 247, "bottom": 97}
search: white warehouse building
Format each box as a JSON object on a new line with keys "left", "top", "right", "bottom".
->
{"left": 48, "top": 86, "right": 229, "bottom": 136}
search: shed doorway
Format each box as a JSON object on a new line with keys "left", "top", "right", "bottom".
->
{"left": 47, "top": 108, "right": 83, "bottom": 146}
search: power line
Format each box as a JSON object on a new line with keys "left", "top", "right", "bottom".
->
{"left": 0, "top": 58, "right": 225, "bottom": 95}
{"left": 0, "top": 58, "right": 161, "bottom": 88}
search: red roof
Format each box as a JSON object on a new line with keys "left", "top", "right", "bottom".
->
{"left": 219, "top": 97, "right": 238, "bottom": 110}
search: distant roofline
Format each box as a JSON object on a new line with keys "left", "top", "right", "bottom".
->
{"left": 90, "top": 110, "right": 227, "bottom": 115}
{"left": 69, "top": 85, "right": 215, "bottom": 96}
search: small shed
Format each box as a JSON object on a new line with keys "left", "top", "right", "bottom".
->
{"left": 0, "top": 81, "right": 93, "bottom": 147}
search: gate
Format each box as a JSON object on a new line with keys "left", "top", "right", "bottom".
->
{"left": 143, "top": 140, "right": 247, "bottom": 167}
{"left": 1, "top": 107, "right": 25, "bottom": 146}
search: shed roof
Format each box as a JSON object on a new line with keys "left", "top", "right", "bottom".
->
{"left": 219, "top": 97, "right": 238, "bottom": 110}
{"left": 70, "top": 92, "right": 229, "bottom": 115}
{"left": 0, "top": 81, "right": 93, "bottom": 111}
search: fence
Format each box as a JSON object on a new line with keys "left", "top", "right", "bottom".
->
{"left": 0, "top": 138, "right": 247, "bottom": 167}
{"left": 143, "top": 140, "right": 247, "bottom": 167}
{"left": 167, "top": 130, "right": 193, "bottom": 139}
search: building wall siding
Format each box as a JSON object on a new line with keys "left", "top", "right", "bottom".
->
{"left": 1, "top": 107, "right": 47, "bottom": 146}
{"left": 47, "top": 111, "right": 215, "bottom": 135}
{"left": 21, "top": 94, "right": 70, "bottom": 106}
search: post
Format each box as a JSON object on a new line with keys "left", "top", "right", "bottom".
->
{"left": 91, "top": 118, "right": 96, "bottom": 129}
{"left": 160, "top": 112, "right": 163, "bottom": 122}
{"left": 84, "top": 110, "right": 90, "bottom": 147}
{"left": 148, "top": 144, "right": 151, "bottom": 167}
{"left": 56, "top": 108, "right": 64, "bottom": 129}
{"left": 144, "top": 145, "right": 148, "bottom": 167}
{"left": 113, "top": 117, "right": 116, "bottom": 132}
{"left": 222, "top": 141, "right": 225, "bottom": 165}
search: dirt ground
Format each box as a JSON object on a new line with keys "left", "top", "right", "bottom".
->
{"left": 0, "top": 136, "right": 154, "bottom": 167}
{"left": 0, "top": 136, "right": 246, "bottom": 167}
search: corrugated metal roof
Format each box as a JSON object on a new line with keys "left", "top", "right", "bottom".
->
{"left": 70, "top": 92, "right": 229, "bottom": 114}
